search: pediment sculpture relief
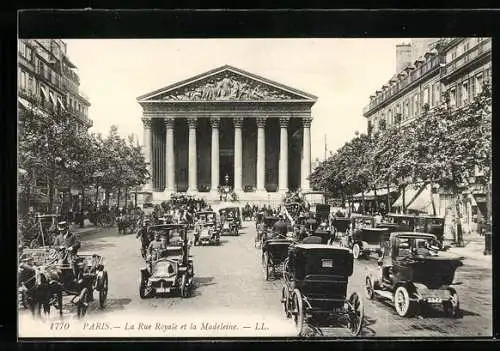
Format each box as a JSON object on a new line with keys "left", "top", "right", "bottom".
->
{"left": 162, "top": 73, "right": 296, "bottom": 101}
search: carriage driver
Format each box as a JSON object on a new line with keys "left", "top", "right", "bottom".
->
{"left": 53, "top": 221, "right": 81, "bottom": 278}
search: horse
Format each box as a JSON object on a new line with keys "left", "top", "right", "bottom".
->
{"left": 18, "top": 262, "right": 63, "bottom": 318}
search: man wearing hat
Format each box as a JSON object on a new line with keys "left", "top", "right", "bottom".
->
{"left": 53, "top": 221, "right": 81, "bottom": 278}
{"left": 136, "top": 218, "right": 152, "bottom": 259}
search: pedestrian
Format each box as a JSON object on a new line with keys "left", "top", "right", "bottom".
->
{"left": 53, "top": 221, "right": 81, "bottom": 279}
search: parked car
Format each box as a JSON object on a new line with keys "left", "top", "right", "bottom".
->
{"left": 365, "top": 232, "right": 463, "bottom": 317}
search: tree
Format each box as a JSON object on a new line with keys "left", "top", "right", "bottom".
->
{"left": 18, "top": 95, "right": 91, "bottom": 212}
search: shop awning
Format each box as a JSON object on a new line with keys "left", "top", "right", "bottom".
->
{"left": 392, "top": 185, "right": 422, "bottom": 208}
{"left": 57, "top": 96, "right": 66, "bottom": 111}
{"left": 352, "top": 187, "right": 398, "bottom": 200}
{"left": 407, "top": 184, "right": 440, "bottom": 214}
{"left": 40, "top": 85, "right": 48, "bottom": 99}
{"left": 18, "top": 97, "right": 49, "bottom": 117}
{"left": 49, "top": 91, "right": 57, "bottom": 107}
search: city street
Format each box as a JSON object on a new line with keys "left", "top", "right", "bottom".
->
{"left": 19, "top": 221, "right": 492, "bottom": 338}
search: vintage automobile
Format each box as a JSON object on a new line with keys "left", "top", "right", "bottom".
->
{"left": 18, "top": 246, "right": 109, "bottom": 318}
{"left": 219, "top": 208, "right": 240, "bottom": 236}
{"left": 282, "top": 244, "right": 364, "bottom": 336}
{"left": 139, "top": 224, "right": 194, "bottom": 299}
{"left": 365, "top": 232, "right": 463, "bottom": 317}
{"left": 194, "top": 211, "right": 220, "bottom": 246}
{"left": 261, "top": 237, "right": 294, "bottom": 280}
{"left": 383, "top": 214, "right": 446, "bottom": 248}
{"left": 255, "top": 216, "right": 280, "bottom": 248}
{"left": 350, "top": 227, "right": 390, "bottom": 260}
{"left": 221, "top": 206, "right": 242, "bottom": 228}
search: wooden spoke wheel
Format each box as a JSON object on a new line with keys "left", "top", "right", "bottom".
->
{"left": 292, "top": 289, "right": 305, "bottom": 337}
{"left": 394, "top": 286, "right": 414, "bottom": 317}
{"left": 97, "top": 271, "right": 108, "bottom": 308}
{"left": 352, "top": 243, "right": 361, "bottom": 259}
{"left": 365, "top": 276, "right": 374, "bottom": 300}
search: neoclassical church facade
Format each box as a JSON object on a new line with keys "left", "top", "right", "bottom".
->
{"left": 137, "top": 65, "right": 317, "bottom": 202}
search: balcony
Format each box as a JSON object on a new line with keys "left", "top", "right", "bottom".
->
{"left": 442, "top": 39, "right": 491, "bottom": 78}
{"left": 363, "top": 55, "right": 441, "bottom": 116}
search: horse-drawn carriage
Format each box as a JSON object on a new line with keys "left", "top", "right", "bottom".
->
{"left": 219, "top": 207, "right": 240, "bottom": 236}
{"left": 139, "top": 224, "right": 194, "bottom": 298}
{"left": 194, "top": 211, "right": 220, "bottom": 246}
{"left": 255, "top": 215, "right": 280, "bottom": 248}
{"left": 261, "top": 237, "right": 294, "bottom": 281}
{"left": 282, "top": 244, "right": 364, "bottom": 336}
{"left": 18, "top": 246, "right": 109, "bottom": 318}
{"left": 365, "top": 232, "right": 463, "bottom": 317}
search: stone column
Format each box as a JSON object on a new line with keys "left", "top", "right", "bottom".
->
{"left": 256, "top": 117, "right": 267, "bottom": 192}
{"left": 187, "top": 118, "right": 198, "bottom": 193}
{"left": 165, "top": 117, "right": 175, "bottom": 192}
{"left": 233, "top": 117, "right": 244, "bottom": 193}
{"left": 279, "top": 117, "right": 289, "bottom": 193}
{"left": 142, "top": 118, "right": 153, "bottom": 191}
{"left": 210, "top": 117, "right": 220, "bottom": 194}
{"left": 301, "top": 116, "right": 313, "bottom": 191}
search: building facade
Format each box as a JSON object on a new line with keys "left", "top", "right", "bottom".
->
{"left": 18, "top": 39, "right": 92, "bottom": 131}
{"left": 18, "top": 39, "right": 93, "bottom": 211}
{"left": 362, "top": 37, "right": 492, "bottom": 226}
{"left": 364, "top": 37, "right": 491, "bottom": 134}
{"left": 137, "top": 65, "right": 317, "bottom": 202}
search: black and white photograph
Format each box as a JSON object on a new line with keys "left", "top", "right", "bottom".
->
{"left": 16, "top": 34, "right": 492, "bottom": 338}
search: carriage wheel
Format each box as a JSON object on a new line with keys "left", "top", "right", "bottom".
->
{"left": 443, "top": 288, "right": 461, "bottom": 318}
{"left": 77, "top": 288, "right": 89, "bottom": 318}
{"left": 365, "top": 276, "right": 374, "bottom": 300}
{"left": 281, "top": 287, "right": 291, "bottom": 318}
{"left": 264, "top": 254, "right": 271, "bottom": 281}
{"left": 292, "top": 289, "right": 305, "bottom": 337}
{"left": 98, "top": 272, "right": 109, "bottom": 309}
{"left": 352, "top": 244, "right": 361, "bottom": 259}
{"left": 347, "top": 292, "right": 364, "bottom": 336}
{"left": 394, "top": 286, "right": 414, "bottom": 317}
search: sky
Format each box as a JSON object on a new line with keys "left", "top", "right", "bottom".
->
{"left": 65, "top": 38, "right": 401, "bottom": 161}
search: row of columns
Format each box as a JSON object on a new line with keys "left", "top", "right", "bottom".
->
{"left": 142, "top": 116, "right": 312, "bottom": 193}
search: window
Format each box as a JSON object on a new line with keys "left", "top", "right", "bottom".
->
{"left": 462, "top": 81, "right": 469, "bottom": 105}
{"left": 413, "top": 94, "right": 420, "bottom": 116}
{"left": 463, "top": 41, "right": 470, "bottom": 53}
{"left": 432, "top": 82, "right": 440, "bottom": 106}
{"left": 423, "top": 87, "right": 430, "bottom": 105}
{"left": 19, "top": 70, "right": 27, "bottom": 91}
{"left": 403, "top": 99, "right": 409, "bottom": 120}
{"left": 449, "top": 88, "right": 457, "bottom": 107}
{"left": 475, "top": 73, "right": 484, "bottom": 95}
{"left": 28, "top": 74, "right": 34, "bottom": 93}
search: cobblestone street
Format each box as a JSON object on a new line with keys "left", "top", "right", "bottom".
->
{"left": 19, "top": 222, "right": 492, "bottom": 338}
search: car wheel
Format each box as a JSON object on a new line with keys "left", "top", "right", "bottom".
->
{"left": 394, "top": 286, "right": 414, "bottom": 317}
{"left": 365, "top": 276, "right": 374, "bottom": 300}
{"left": 352, "top": 243, "right": 361, "bottom": 259}
{"left": 98, "top": 272, "right": 108, "bottom": 309}
{"left": 443, "top": 289, "right": 461, "bottom": 318}
{"left": 139, "top": 279, "right": 148, "bottom": 299}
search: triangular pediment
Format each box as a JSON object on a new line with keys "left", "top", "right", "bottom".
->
{"left": 137, "top": 65, "right": 317, "bottom": 102}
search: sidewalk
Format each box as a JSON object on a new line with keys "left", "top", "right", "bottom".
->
{"left": 447, "top": 233, "right": 492, "bottom": 267}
